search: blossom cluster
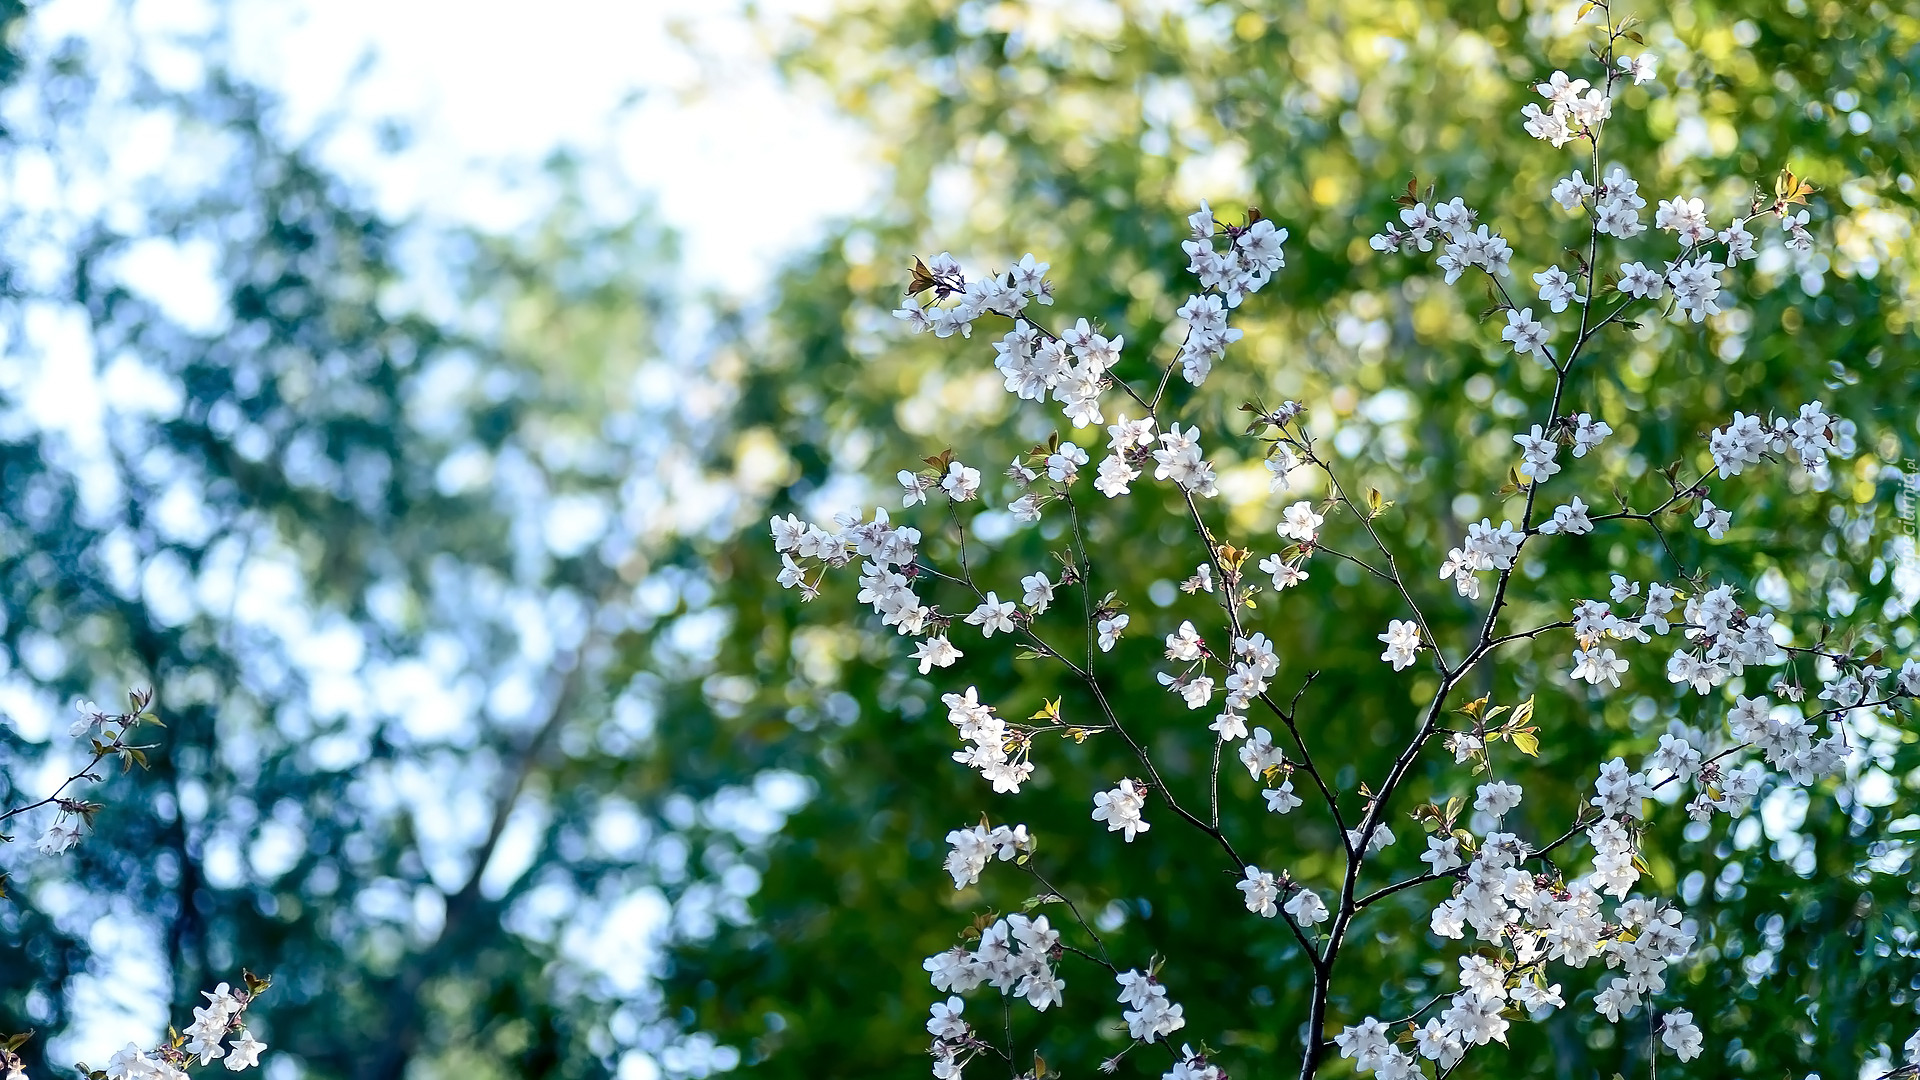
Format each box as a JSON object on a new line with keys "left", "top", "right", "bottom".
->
{"left": 945, "top": 687, "right": 1030, "bottom": 794}
{"left": 923, "top": 913, "right": 1066, "bottom": 1010}
{"left": 75, "top": 977, "right": 270, "bottom": 1080}
{"left": 1334, "top": 764, "right": 1709, "bottom": 1076}
{"left": 923, "top": 913, "right": 1068, "bottom": 1077}
{"left": 922, "top": 917, "right": 1065, "bottom": 1075}
{"left": 1708, "top": 402, "right": 1847, "bottom": 478}
{"left": 1171, "top": 627, "right": 1279, "bottom": 741}
{"left": 943, "top": 821, "right": 1034, "bottom": 889}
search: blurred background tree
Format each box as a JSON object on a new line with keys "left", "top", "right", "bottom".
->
{"left": 0, "top": 1, "right": 1916, "bottom": 1079}
{"left": 0, "top": 6, "right": 788, "bottom": 1079}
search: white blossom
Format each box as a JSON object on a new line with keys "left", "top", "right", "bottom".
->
{"left": 1264, "top": 781, "right": 1303, "bottom": 814}
{"left": 913, "top": 636, "right": 963, "bottom": 674}
{"left": 1158, "top": 671, "right": 1215, "bottom": 710}
{"left": 1264, "top": 445, "right": 1299, "bottom": 491}
{"left": 965, "top": 593, "right": 1017, "bottom": 637}
{"left": 1660, "top": 1010, "right": 1703, "bottom": 1061}
{"left": 1239, "top": 727, "right": 1285, "bottom": 780}
{"left": 1533, "top": 266, "right": 1583, "bottom": 312}
{"left": 1655, "top": 196, "right": 1713, "bottom": 245}
{"left": 1284, "top": 887, "right": 1330, "bottom": 926}
{"left": 1551, "top": 171, "right": 1594, "bottom": 211}
{"left": 1259, "top": 553, "right": 1309, "bottom": 590}
{"left": 1570, "top": 413, "right": 1611, "bottom": 456}
{"left": 1513, "top": 425, "right": 1560, "bottom": 482}
{"left": 1693, "top": 498, "right": 1731, "bottom": 539}
{"left": 71, "top": 698, "right": 103, "bottom": 737}
{"left": 1116, "top": 969, "right": 1185, "bottom": 1042}
{"left": 1591, "top": 757, "right": 1653, "bottom": 818}
{"left": 1667, "top": 256, "right": 1727, "bottom": 322}
{"left": 1346, "top": 823, "right": 1396, "bottom": 856}
{"left": 1046, "top": 442, "right": 1090, "bottom": 483}
{"left": 1616, "top": 260, "right": 1665, "bottom": 299}
{"left": 1514, "top": 982, "right": 1565, "bottom": 1014}
{"left": 1596, "top": 167, "right": 1647, "bottom": 237}
{"left": 1501, "top": 307, "right": 1550, "bottom": 360}
{"left": 1152, "top": 424, "right": 1219, "bottom": 497}
{"left": 1092, "top": 779, "right": 1151, "bottom": 841}
{"left": 1474, "top": 781, "right": 1523, "bottom": 818}
{"left": 37, "top": 819, "right": 82, "bottom": 856}
{"left": 1237, "top": 866, "right": 1281, "bottom": 917}
{"left": 1571, "top": 646, "right": 1628, "bottom": 688}
{"left": 1162, "top": 1045, "right": 1221, "bottom": 1080}
{"left": 1277, "top": 501, "right": 1324, "bottom": 543}
{"left": 1378, "top": 620, "right": 1421, "bottom": 671}
{"left": 1459, "top": 954, "right": 1507, "bottom": 1002}
{"left": 928, "top": 996, "right": 968, "bottom": 1039}
{"left": 1721, "top": 220, "right": 1757, "bottom": 263}
{"left": 1165, "top": 621, "right": 1205, "bottom": 663}
{"left": 1335, "top": 1017, "right": 1392, "bottom": 1069}
{"left": 941, "top": 461, "right": 982, "bottom": 501}
{"left": 1021, "top": 572, "right": 1055, "bottom": 612}
{"left": 1539, "top": 496, "right": 1592, "bottom": 536}
{"left": 1011, "top": 253, "right": 1054, "bottom": 302}
{"left": 1421, "top": 835, "right": 1463, "bottom": 874}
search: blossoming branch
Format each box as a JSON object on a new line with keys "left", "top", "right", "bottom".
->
{"left": 771, "top": 3, "right": 1913, "bottom": 1078}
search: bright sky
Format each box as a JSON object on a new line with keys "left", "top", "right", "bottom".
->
{"left": 225, "top": 0, "right": 879, "bottom": 290}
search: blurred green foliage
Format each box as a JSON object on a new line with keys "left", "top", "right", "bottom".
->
{"left": 665, "top": 1, "right": 1920, "bottom": 1078}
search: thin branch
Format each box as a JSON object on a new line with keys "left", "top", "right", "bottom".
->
{"left": 0, "top": 748, "right": 113, "bottom": 824}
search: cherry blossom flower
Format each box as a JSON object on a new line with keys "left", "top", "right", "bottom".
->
{"left": 1092, "top": 779, "right": 1151, "bottom": 841}
{"left": 941, "top": 461, "right": 982, "bottom": 501}
{"left": 1166, "top": 621, "right": 1205, "bottom": 662}
{"left": 1276, "top": 501, "right": 1324, "bottom": 542}
{"left": 965, "top": 593, "right": 1017, "bottom": 637}
{"left": 913, "top": 636, "right": 963, "bottom": 674}
{"left": 1475, "top": 781, "right": 1523, "bottom": 818}
{"left": 1237, "top": 866, "right": 1280, "bottom": 917}
{"left": 1263, "top": 781, "right": 1302, "bottom": 814}
{"left": 37, "top": 819, "right": 82, "bottom": 856}
{"left": 1533, "top": 266, "right": 1583, "bottom": 312}
{"left": 1539, "top": 496, "right": 1592, "bottom": 536}
{"left": 1616, "top": 260, "right": 1664, "bottom": 298}
{"left": 1551, "top": 171, "right": 1594, "bottom": 210}
{"left": 1501, "top": 307, "right": 1550, "bottom": 360}
{"left": 1378, "top": 620, "right": 1421, "bottom": 670}
{"left": 1284, "top": 887, "right": 1329, "bottom": 926}
{"left": 1619, "top": 53, "right": 1658, "bottom": 84}
{"left": 1021, "top": 572, "right": 1055, "bottom": 612}
{"left": 1660, "top": 1010, "right": 1703, "bottom": 1061}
